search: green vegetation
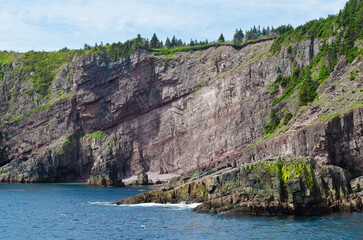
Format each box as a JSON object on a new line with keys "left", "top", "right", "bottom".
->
{"left": 271, "top": 67, "right": 302, "bottom": 107}
{"left": 243, "top": 158, "right": 316, "bottom": 190}
{"left": 287, "top": 45, "right": 293, "bottom": 54}
{"left": 303, "top": 164, "right": 314, "bottom": 189}
{"left": 84, "top": 36, "right": 146, "bottom": 61}
{"left": 0, "top": 52, "right": 16, "bottom": 81}
{"left": 64, "top": 136, "right": 71, "bottom": 146}
{"left": 269, "top": 83, "right": 279, "bottom": 94}
{"left": 86, "top": 131, "right": 106, "bottom": 139}
{"left": 218, "top": 33, "right": 225, "bottom": 43}
{"left": 0, "top": 50, "right": 76, "bottom": 97}
{"left": 264, "top": 108, "right": 280, "bottom": 134}
{"left": 319, "top": 112, "right": 341, "bottom": 122}
{"left": 282, "top": 111, "right": 293, "bottom": 125}
{"left": 263, "top": 0, "right": 363, "bottom": 135}
{"left": 22, "top": 50, "right": 77, "bottom": 96}
{"left": 233, "top": 29, "right": 244, "bottom": 44}
{"left": 299, "top": 68, "right": 318, "bottom": 106}
{"left": 268, "top": 159, "right": 304, "bottom": 186}
{"left": 318, "top": 65, "right": 329, "bottom": 81}
{"left": 271, "top": 0, "right": 362, "bottom": 60}
{"left": 194, "top": 83, "right": 203, "bottom": 92}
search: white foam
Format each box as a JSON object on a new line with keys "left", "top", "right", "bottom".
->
{"left": 87, "top": 201, "right": 113, "bottom": 206}
{"left": 88, "top": 201, "right": 201, "bottom": 210}
{"left": 116, "top": 202, "right": 202, "bottom": 210}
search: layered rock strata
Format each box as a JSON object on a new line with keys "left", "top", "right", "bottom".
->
{"left": 115, "top": 158, "right": 362, "bottom": 215}
{"left": 0, "top": 38, "right": 362, "bottom": 188}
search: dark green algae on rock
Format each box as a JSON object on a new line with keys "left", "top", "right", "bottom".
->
{"left": 115, "top": 158, "right": 363, "bottom": 215}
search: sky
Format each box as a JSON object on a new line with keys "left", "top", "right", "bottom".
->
{"left": 0, "top": 0, "right": 348, "bottom": 52}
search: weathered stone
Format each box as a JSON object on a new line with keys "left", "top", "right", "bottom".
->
{"left": 137, "top": 172, "right": 148, "bottom": 185}
{"left": 115, "top": 158, "right": 362, "bottom": 215}
{"left": 351, "top": 176, "right": 363, "bottom": 193}
{"left": 0, "top": 38, "right": 361, "bottom": 189}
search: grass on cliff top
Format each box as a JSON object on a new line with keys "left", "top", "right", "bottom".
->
{"left": 21, "top": 50, "right": 77, "bottom": 96}
{"left": 271, "top": 0, "right": 363, "bottom": 54}
{"left": 151, "top": 37, "right": 274, "bottom": 56}
{"left": 0, "top": 49, "right": 77, "bottom": 96}
{"left": 0, "top": 52, "right": 17, "bottom": 82}
{"left": 0, "top": 52, "right": 17, "bottom": 65}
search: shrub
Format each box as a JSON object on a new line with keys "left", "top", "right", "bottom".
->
{"left": 270, "top": 83, "right": 279, "bottom": 94}
{"left": 86, "top": 131, "right": 106, "bottom": 139}
{"left": 282, "top": 111, "right": 293, "bottom": 125}
{"left": 287, "top": 46, "right": 293, "bottom": 54}
{"left": 264, "top": 109, "right": 280, "bottom": 134}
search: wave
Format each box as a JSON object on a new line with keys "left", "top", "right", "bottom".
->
{"left": 88, "top": 201, "right": 201, "bottom": 210}
{"left": 117, "top": 202, "right": 202, "bottom": 210}
{"left": 87, "top": 201, "right": 113, "bottom": 206}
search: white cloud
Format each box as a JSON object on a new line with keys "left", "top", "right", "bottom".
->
{"left": 0, "top": 0, "right": 348, "bottom": 51}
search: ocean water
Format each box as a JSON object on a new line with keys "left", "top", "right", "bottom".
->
{"left": 0, "top": 183, "right": 362, "bottom": 240}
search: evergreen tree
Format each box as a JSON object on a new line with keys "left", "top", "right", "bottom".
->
{"left": 171, "top": 36, "right": 177, "bottom": 47}
{"left": 136, "top": 34, "right": 142, "bottom": 42}
{"left": 252, "top": 26, "right": 257, "bottom": 39}
{"left": 233, "top": 28, "right": 244, "bottom": 44}
{"left": 264, "top": 108, "right": 280, "bottom": 134}
{"left": 266, "top": 26, "right": 271, "bottom": 35}
{"left": 257, "top": 25, "right": 262, "bottom": 38}
{"left": 190, "top": 39, "right": 195, "bottom": 46}
{"left": 218, "top": 33, "right": 225, "bottom": 43}
{"left": 84, "top": 43, "right": 91, "bottom": 50}
{"left": 165, "top": 37, "right": 171, "bottom": 48}
{"left": 299, "top": 68, "right": 317, "bottom": 106}
{"left": 144, "top": 39, "right": 149, "bottom": 48}
{"left": 150, "top": 33, "right": 160, "bottom": 48}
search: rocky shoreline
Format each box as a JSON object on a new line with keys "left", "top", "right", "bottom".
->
{"left": 115, "top": 158, "right": 363, "bottom": 215}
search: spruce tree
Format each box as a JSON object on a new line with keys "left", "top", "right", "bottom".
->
{"left": 150, "top": 33, "right": 160, "bottom": 48}
{"left": 233, "top": 29, "right": 244, "bottom": 44}
{"left": 171, "top": 36, "right": 177, "bottom": 47}
{"left": 218, "top": 33, "right": 225, "bottom": 43}
{"left": 299, "top": 68, "right": 317, "bottom": 106}
{"left": 165, "top": 37, "right": 171, "bottom": 48}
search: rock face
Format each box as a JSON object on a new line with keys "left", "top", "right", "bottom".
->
{"left": 115, "top": 158, "right": 362, "bottom": 215}
{"left": 137, "top": 172, "right": 148, "bottom": 185}
{"left": 0, "top": 38, "right": 362, "bottom": 189}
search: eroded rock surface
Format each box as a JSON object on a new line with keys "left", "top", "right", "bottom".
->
{"left": 115, "top": 158, "right": 362, "bottom": 215}
{"left": 0, "top": 39, "right": 362, "bottom": 188}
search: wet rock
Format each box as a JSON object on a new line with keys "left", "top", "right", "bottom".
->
{"left": 351, "top": 176, "right": 363, "bottom": 193}
{"left": 88, "top": 174, "right": 124, "bottom": 187}
{"left": 137, "top": 172, "right": 149, "bottom": 185}
{"left": 115, "top": 158, "right": 363, "bottom": 215}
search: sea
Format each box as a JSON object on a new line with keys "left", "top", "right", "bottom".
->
{"left": 0, "top": 183, "right": 362, "bottom": 240}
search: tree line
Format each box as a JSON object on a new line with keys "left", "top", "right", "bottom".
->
{"left": 81, "top": 23, "right": 294, "bottom": 59}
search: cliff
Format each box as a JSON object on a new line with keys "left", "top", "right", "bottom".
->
{"left": 1, "top": 35, "right": 362, "bottom": 185}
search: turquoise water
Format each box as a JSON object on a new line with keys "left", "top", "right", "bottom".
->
{"left": 0, "top": 183, "right": 362, "bottom": 240}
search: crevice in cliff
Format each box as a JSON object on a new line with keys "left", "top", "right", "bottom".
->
{"left": 0, "top": 131, "right": 9, "bottom": 168}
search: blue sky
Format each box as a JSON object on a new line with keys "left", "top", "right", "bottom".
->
{"left": 0, "top": 0, "right": 348, "bottom": 52}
